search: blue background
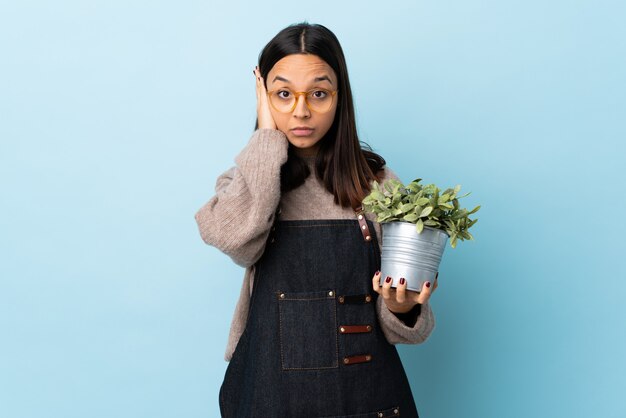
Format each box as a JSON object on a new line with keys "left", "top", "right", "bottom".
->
{"left": 1, "top": 1, "right": 624, "bottom": 417}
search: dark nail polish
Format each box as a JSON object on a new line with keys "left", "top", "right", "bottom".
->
{"left": 385, "top": 276, "right": 392, "bottom": 283}
{"left": 375, "top": 270, "right": 380, "bottom": 276}
{"left": 399, "top": 278, "right": 405, "bottom": 285}
{"left": 426, "top": 281, "right": 431, "bottom": 288}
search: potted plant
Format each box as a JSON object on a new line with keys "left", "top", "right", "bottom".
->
{"left": 361, "top": 178, "right": 480, "bottom": 292}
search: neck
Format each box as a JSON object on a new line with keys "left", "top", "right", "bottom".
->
{"left": 293, "top": 144, "right": 320, "bottom": 158}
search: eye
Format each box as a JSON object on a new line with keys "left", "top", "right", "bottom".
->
{"left": 277, "top": 90, "right": 292, "bottom": 99}
{"left": 310, "top": 90, "right": 328, "bottom": 99}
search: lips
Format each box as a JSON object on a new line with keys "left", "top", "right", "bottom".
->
{"left": 291, "top": 127, "right": 314, "bottom": 136}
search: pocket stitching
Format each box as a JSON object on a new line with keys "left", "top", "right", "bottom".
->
{"left": 278, "top": 289, "right": 339, "bottom": 370}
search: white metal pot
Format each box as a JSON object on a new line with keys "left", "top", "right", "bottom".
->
{"left": 379, "top": 221, "right": 449, "bottom": 292}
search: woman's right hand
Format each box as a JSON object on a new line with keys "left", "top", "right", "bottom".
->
{"left": 254, "top": 66, "right": 277, "bottom": 130}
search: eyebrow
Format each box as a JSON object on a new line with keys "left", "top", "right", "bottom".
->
{"left": 272, "top": 75, "right": 333, "bottom": 86}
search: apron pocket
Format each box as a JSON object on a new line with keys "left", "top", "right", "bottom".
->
{"left": 277, "top": 289, "right": 338, "bottom": 370}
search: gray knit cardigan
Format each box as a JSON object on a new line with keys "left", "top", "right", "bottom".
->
{"left": 194, "top": 128, "right": 435, "bottom": 361}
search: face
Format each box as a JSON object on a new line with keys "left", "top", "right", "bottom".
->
{"left": 266, "top": 54, "right": 339, "bottom": 157}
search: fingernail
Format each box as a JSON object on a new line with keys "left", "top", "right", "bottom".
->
{"left": 426, "top": 281, "right": 431, "bottom": 288}
{"left": 399, "top": 278, "right": 405, "bottom": 285}
{"left": 375, "top": 270, "right": 380, "bottom": 276}
{"left": 385, "top": 276, "right": 392, "bottom": 283}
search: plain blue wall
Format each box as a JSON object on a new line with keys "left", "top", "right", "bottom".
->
{"left": 1, "top": 1, "right": 624, "bottom": 417}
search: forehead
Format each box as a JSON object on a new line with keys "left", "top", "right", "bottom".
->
{"left": 268, "top": 54, "right": 336, "bottom": 86}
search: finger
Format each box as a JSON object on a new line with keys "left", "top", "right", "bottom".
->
{"left": 255, "top": 68, "right": 266, "bottom": 91}
{"left": 255, "top": 68, "right": 260, "bottom": 101}
{"left": 381, "top": 275, "right": 393, "bottom": 300}
{"left": 416, "top": 279, "right": 433, "bottom": 304}
{"left": 395, "top": 277, "right": 407, "bottom": 304}
{"left": 372, "top": 270, "right": 382, "bottom": 294}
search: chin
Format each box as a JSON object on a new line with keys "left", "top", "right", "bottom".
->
{"left": 289, "top": 137, "right": 317, "bottom": 148}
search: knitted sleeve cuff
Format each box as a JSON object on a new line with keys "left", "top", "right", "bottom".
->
{"left": 376, "top": 297, "right": 435, "bottom": 345}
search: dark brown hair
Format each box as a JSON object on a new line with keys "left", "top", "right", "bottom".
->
{"left": 254, "top": 22, "right": 387, "bottom": 209}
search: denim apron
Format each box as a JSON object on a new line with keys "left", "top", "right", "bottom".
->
{"left": 219, "top": 207, "right": 420, "bottom": 417}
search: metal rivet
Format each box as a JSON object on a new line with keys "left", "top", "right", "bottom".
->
{"left": 339, "top": 327, "right": 345, "bottom": 333}
{"left": 270, "top": 238, "right": 275, "bottom": 243}
{"left": 361, "top": 225, "right": 366, "bottom": 230}
{"left": 357, "top": 214, "right": 363, "bottom": 220}
{"left": 394, "top": 408, "right": 399, "bottom": 414}
{"left": 343, "top": 357, "right": 349, "bottom": 364}
{"left": 338, "top": 296, "right": 344, "bottom": 303}
{"left": 365, "top": 235, "right": 371, "bottom": 241}
{"left": 365, "top": 295, "right": 372, "bottom": 302}
{"left": 328, "top": 290, "right": 333, "bottom": 296}
{"left": 365, "top": 355, "right": 371, "bottom": 361}
{"left": 279, "top": 293, "right": 285, "bottom": 299}
{"left": 366, "top": 325, "right": 371, "bottom": 331}
{"left": 378, "top": 413, "right": 383, "bottom": 417}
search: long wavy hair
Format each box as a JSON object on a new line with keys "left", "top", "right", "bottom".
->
{"left": 254, "top": 22, "right": 387, "bottom": 209}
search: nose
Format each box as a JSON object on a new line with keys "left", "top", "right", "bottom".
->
{"left": 292, "top": 93, "right": 311, "bottom": 118}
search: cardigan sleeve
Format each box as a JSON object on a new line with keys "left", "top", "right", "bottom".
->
{"left": 376, "top": 298, "right": 435, "bottom": 344}
{"left": 194, "top": 128, "right": 289, "bottom": 267}
{"left": 373, "top": 166, "right": 436, "bottom": 344}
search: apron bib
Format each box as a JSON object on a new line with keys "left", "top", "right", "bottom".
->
{"left": 219, "top": 209, "right": 419, "bottom": 418}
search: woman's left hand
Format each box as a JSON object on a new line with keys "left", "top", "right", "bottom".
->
{"left": 372, "top": 271, "right": 438, "bottom": 314}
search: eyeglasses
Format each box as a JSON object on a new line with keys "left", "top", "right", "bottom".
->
{"left": 266, "top": 88, "right": 338, "bottom": 113}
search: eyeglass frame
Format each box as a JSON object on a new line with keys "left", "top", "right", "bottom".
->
{"left": 266, "top": 87, "right": 339, "bottom": 113}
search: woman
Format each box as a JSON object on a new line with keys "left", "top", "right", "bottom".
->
{"left": 195, "top": 21, "right": 437, "bottom": 417}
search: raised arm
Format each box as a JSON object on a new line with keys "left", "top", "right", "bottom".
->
{"left": 194, "top": 128, "right": 289, "bottom": 267}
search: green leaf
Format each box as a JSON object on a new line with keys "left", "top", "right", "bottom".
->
{"left": 372, "top": 190, "right": 385, "bottom": 201}
{"left": 468, "top": 205, "right": 481, "bottom": 215}
{"left": 423, "top": 184, "right": 436, "bottom": 195}
{"left": 416, "top": 218, "right": 424, "bottom": 233}
{"left": 419, "top": 206, "right": 433, "bottom": 217}
{"left": 403, "top": 213, "right": 418, "bottom": 222}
